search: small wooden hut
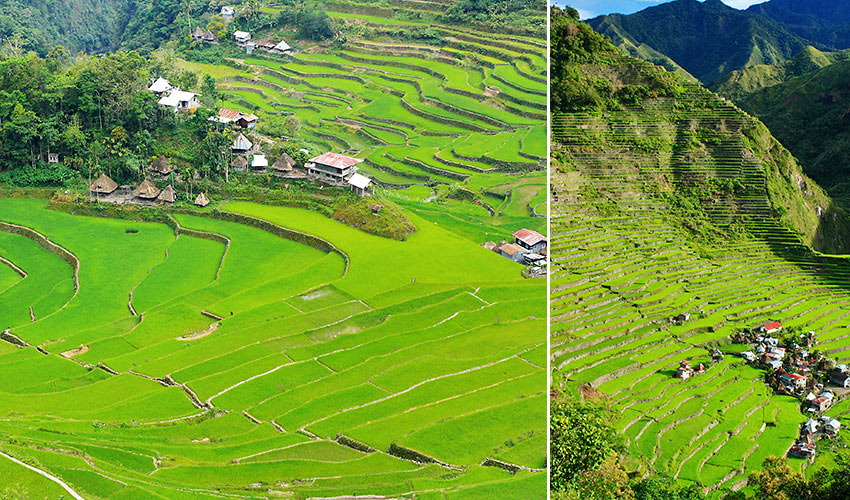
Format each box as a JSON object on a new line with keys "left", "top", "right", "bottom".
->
{"left": 195, "top": 192, "right": 210, "bottom": 207}
{"left": 270, "top": 153, "right": 296, "bottom": 176}
{"left": 150, "top": 156, "right": 173, "bottom": 176}
{"left": 231, "top": 155, "right": 248, "bottom": 171}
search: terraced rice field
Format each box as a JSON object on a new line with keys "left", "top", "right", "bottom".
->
{"left": 182, "top": 3, "right": 546, "bottom": 236}
{"left": 0, "top": 198, "right": 545, "bottom": 499}
{"left": 551, "top": 73, "right": 850, "bottom": 496}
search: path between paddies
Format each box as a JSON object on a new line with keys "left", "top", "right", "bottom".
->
{"left": 0, "top": 450, "right": 86, "bottom": 500}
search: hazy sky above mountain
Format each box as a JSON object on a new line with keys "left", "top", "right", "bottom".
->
{"left": 559, "top": 0, "right": 767, "bottom": 19}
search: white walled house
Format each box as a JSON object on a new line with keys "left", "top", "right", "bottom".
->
{"left": 158, "top": 89, "right": 200, "bottom": 111}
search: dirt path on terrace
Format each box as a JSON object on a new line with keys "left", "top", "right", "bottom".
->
{"left": 178, "top": 322, "right": 220, "bottom": 341}
{"left": 60, "top": 345, "right": 89, "bottom": 358}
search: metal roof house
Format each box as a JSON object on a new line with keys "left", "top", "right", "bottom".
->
{"left": 498, "top": 243, "right": 527, "bottom": 263}
{"left": 147, "top": 77, "right": 173, "bottom": 96}
{"left": 513, "top": 228, "right": 547, "bottom": 253}
{"left": 272, "top": 40, "right": 292, "bottom": 53}
{"left": 251, "top": 154, "right": 268, "bottom": 171}
{"left": 234, "top": 31, "right": 251, "bottom": 43}
{"left": 306, "top": 152, "right": 362, "bottom": 183}
{"left": 348, "top": 173, "right": 373, "bottom": 197}
{"left": 158, "top": 89, "right": 200, "bottom": 110}
{"left": 221, "top": 6, "right": 236, "bottom": 19}
{"left": 232, "top": 133, "right": 253, "bottom": 153}
{"left": 758, "top": 321, "right": 783, "bottom": 335}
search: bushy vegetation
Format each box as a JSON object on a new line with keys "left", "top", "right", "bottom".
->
{"left": 0, "top": 50, "right": 237, "bottom": 187}
{"left": 551, "top": 399, "right": 705, "bottom": 500}
{"left": 550, "top": 7, "right": 682, "bottom": 113}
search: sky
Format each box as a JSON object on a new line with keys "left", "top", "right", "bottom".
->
{"left": 555, "top": 0, "right": 768, "bottom": 20}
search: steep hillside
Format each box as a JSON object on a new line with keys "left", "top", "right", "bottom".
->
{"left": 717, "top": 57, "right": 850, "bottom": 199}
{"left": 708, "top": 45, "right": 850, "bottom": 101}
{"left": 747, "top": 0, "right": 850, "bottom": 49}
{"left": 552, "top": 9, "right": 850, "bottom": 495}
{"left": 586, "top": 0, "right": 814, "bottom": 83}
{"left": 0, "top": 0, "right": 134, "bottom": 55}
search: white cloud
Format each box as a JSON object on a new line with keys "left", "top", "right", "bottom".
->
{"left": 722, "top": 0, "right": 767, "bottom": 8}
{"left": 576, "top": 8, "right": 594, "bottom": 19}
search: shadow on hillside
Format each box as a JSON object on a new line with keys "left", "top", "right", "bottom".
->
{"left": 758, "top": 202, "right": 850, "bottom": 296}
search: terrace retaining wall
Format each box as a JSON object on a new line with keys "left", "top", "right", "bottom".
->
{"left": 208, "top": 210, "right": 350, "bottom": 274}
{"left": 0, "top": 221, "right": 80, "bottom": 293}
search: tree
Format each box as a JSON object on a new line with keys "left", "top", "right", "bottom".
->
{"left": 207, "top": 15, "right": 227, "bottom": 40}
{"left": 173, "top": 70, "right": 198, "bottom": 92}
{"left": 200, "top": 74, "right": 217, "bottom": 107}
{"left": 748, "top": 456, "right": 806, "bottom": 500}
{"left": 298, "top": 4, "right": 334, "bottom": 41}
{"left": 550, "top": 399, "right": 624, "bottom": 489}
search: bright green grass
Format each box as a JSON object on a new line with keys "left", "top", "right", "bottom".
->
{"left": 0, "top": 451, "right": 71, "bottom": 500}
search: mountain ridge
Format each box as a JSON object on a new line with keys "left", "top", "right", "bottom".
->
{"left": 586, "top": 0, "right": 850, "bottom": 84}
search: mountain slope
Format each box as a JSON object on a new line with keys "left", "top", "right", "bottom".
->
{"left": 0, "top": 0, "right": 134, "bottom": 55}
{"left": 551, "top": 8, "right": 850, "bottom": 494}
{"left": 587, "top": 0, "right": 815, "bottom": 83}
{"left": 747, "top": 0, "right": 850, "bottom": 48}
{"left": 708, "top": 45, "right": 850, "bottom": 101}
{"left": 729, "top": 58, "right": 850, "bottom": 194}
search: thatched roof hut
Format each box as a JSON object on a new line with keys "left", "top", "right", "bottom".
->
{"left": 271, "top": 153, "right": 296, "bottom": 172}
{"left": 150, "top": 156, "right": 173, "bottom": 175}
{"left": 89, "top": 173, "right": 118, "bottom": 194}
{"left": 231, "top": 155, "right": 248, "bottom": 170}
{"left": 133, "top": 179, "right": 161, "bottom": 199}
{"left": 195, "top": 192, "right": 210, "bottom": 207}
{"left": 157, "top": 185, "right": 176, "bottom": 204}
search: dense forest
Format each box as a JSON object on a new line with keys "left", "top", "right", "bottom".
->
{"left": 0, "top": 50, "right": 231, "bottom": 187}
{"left": 0, "top": 0, "right": 134, "bottom": 55}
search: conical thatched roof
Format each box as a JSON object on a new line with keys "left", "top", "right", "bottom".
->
{"left": 133, "top": 179, "right": 160, "bottom": 199}
{"left": 191, "top": 26, "right": 204, "bottom": 38}
{"left": 157, "top": 185, "right": 176, "bottom": 203}
{"left": 150, "top": 156, "right": 172, "bottom": 175}
{"left": 195, "top": 192, "right": 210, "bottom": 207}
{"left": 89, "top": 173, "right": 118, "bottom": 194}
{"left": 231, "top": 155, "right": 248, "bottom": 169}
{"left": 271, "top": 153, "right": 295, "bottom": 172}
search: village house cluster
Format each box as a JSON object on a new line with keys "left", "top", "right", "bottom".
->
{"left": 482, "top": 229, "right": 547, "bottom": 276}
{"left": 88, "top": 169, "right": 209, "bottom": 208}
{"left": 728, "top": 321, "right": 847, "bottom": 460}
{"left": 142, "top": 72, "right": 377, "bottom": 198}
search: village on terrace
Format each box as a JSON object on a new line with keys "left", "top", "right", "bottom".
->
{"left": 671, "top": 318, "right": 848, "bottom": 461}
{"left": 65, "top": 4, "right": 547, "bottom": 278}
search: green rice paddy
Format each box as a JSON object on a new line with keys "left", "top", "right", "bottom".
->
{"left": 0, "top": 196, "right": 545, "bottom": 499}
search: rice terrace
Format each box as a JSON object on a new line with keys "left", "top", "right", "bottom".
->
{"left": 550, "top": 33, "right": 850, "bottom": 498}
{"left": 0, "top": 1, "right": 547, "bottom": 499}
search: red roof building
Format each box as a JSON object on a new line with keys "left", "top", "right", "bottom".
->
{"left": 760, "top": 321, "right": 782, "bottom": 333}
